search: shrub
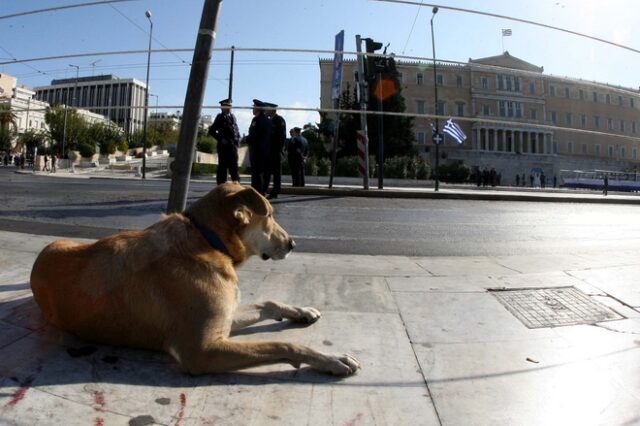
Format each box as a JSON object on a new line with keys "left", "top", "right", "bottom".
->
{"left": 317, "top": 157, "right": 331, "bottom": 176}
{"left": 305, "top": 156, "right": 319, "bottom": 176}
{"left": 191, "top": 163, "right": 217, "bottom": 176}
{"left": 78, "top": 142, "right": 96, "bottom": 158}
{"left": 196, "top": 135, "right": 216, "bottom": 154}
{"left": 438, "top": 160, "right": 471, "bottom": 183}
{"left": 335, "top": 156, "right": 361, "bottom": 177}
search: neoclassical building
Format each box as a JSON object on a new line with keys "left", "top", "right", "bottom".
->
{"left": 320, "top": 52, "right": 640, "bottom": 182}
{"left": 34, "top": 74, "right": 148, "bottom": 135}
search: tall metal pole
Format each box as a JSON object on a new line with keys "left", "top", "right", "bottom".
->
{"left": 355, "top": 35, "right": 370, "bottom": 190}
{"left": 228, "top": 45, "right": 234, "bottom": 100}
{"left": 430, "top": 7, "right": 440, "bottom": 191}
{"left": 167, "top": 0, "right": 223, "bottom": 213}
{"left": 376, "top": 70, "right": 384, "bottom": 189}
{"left": 142, "top": 10, "right": 153, "bottom": 179}
{"left": 62, "top": 64, "right": 79, "bottom": 167}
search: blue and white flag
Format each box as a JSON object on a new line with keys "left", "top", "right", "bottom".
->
{"left": 443, "top": 118, "right": 467, "bottom": 144}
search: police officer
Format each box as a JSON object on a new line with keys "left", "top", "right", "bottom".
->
{"left": 208, "top": 98, "right": 240, "bottom": 185}
{"left": 246, "top": 99, "right": 272, "bottom": 194}
{"left": 264, "top": 102, "right": 286, "bottom": 199}
{"left": 288, "top": 127, "right": 309, "bottom": 187}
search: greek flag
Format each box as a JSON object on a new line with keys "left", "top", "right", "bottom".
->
{"left": 443, "top": 118, "right": 467, "bottom": 144}
{"left": 502, "top": 28, "right": 512, "bottom": 36}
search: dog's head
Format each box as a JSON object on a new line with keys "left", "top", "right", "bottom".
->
{"left": 187, "top": 183, "right": 295, "bottom": 262}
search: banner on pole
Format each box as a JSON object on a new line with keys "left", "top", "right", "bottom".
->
{"left": 356, "top": 130, "right": 368, "bottom": 177}
{"left": 331, "top": 30, "right": 345, "bottom": 102}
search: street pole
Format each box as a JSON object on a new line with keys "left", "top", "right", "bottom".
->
{"left": 355, "top": 35, "right": 370, "bottom": 190}
{"left": 167, "top": 0, "right": 223, "bottom": 213}
{"left": 142, "top": 10, "right": 153, "bottom": 180}
{"left": 62, "top": 64, "right": 79, "bottom": 168}
{"left": 376, "top": 70, "right": 384, "bottom": 189}
{"left": 228, "top": 45, "right": 234, "bottom": 100}
{"left": 430, "top": 7, "right": 440, "bottom": 192}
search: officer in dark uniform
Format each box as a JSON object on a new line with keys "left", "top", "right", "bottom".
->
{"left": 208, "top": 98, "right": 240, "bottom": 185}
{"left": 288, "top": 127, "right": 309, "bottom": 187}
{"left": 246, "top": 99, "right": 273, "bottom": 194}
{"left": 263, "top": 102, "right": 286, "bottom": 199}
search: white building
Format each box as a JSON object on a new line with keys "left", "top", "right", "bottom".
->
{"left": 34, "top": 74, "right": 147, "bottom": 135}
{"left": 0, "top": 74, "right": 49, "bottom": 146}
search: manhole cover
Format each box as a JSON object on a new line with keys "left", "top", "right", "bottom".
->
{"left": 490, "top": 286, "right": 623, "bottom": 328}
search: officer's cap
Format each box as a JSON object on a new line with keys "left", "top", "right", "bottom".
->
{"left": 219, "top": 98, "right": 232, "bottom": 106}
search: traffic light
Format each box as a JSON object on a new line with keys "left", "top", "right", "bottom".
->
{"left": 363, "top": 38, "right": 383, "bottom": 79}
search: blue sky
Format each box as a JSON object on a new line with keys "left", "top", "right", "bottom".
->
{"left": 1, "top": 0, "right": 638, "bottom": 133}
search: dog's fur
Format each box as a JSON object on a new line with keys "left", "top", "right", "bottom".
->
{"left": 30, "top": 183, "right": 360, "bottom": 376}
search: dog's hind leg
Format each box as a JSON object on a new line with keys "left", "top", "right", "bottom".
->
{"left": 231, "top": 300, "right": 321, "bottom": 331}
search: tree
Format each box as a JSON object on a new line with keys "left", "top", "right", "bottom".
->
{"left": 17, "top": 130, "right": 48, "bottom": 156}
{"left": 365, "top": 56, "right": 416, "bottom": 160}
{"left": 44, "top": 104, "right": 86, "bottom": 154}
{"left": 0, "top": 103, "right": 17, "bottom": 152}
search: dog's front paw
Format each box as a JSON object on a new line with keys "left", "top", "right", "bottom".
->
{"left": 293, "top": 306, "right": 321, "bottom": 324}
{"left": 319, "top": 353, "right": 361, "bottom": 376}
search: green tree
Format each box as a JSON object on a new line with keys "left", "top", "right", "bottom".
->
{"left": 18, "top": 130, "right": 48, "bottom": 155}
{"left": 44, "top": 104, "right": 87, "bottom": 154}
{"left": 365, "top": 56, "right": 416, "bottom": 160}
{"left": 0, "top": 103, "right": 17, "bottom": 152}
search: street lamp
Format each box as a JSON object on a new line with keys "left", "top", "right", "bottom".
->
{"left": 430, "top": 6, "right": 440, "bottom": 191}
{"left": 61, "top": 64, "right": 80, "bottom": 166}
{"left": 142, "top": 9, "right": 153, "bottom": 179}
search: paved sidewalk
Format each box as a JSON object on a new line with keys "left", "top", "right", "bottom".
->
{"left": 1, "top": 229, "right": 639, "bottom": 425}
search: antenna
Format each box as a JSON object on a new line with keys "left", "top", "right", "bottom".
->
{"left": 89, "top": 59, "right": 102, "bottom": 76}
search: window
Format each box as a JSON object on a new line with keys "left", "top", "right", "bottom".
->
{"left": 593, "top": 91, "right": 598, "bottom": 102}
{"left": 634, "top": 148, "right": 638, "bottom": 160}
{"left": 416, "top": 131, "right": 425, "bottom": 145}
{"left": 416, "top": 73, "right": 424, "bottom": 85}
{"left": 567, "top": 142, "right": 573, "bottom": 154}
{"left": 621, "top": 147, "right": 626, "bottom": 158}
{"left": 565, "top": 87, "right": 570, "bottom": 98}
{"left": 607, "top": 118, "right": 613, "bottom": 130}
{"left": 620, "top": 120, "right": 625, "bottom": 132}
{"left": 581, "top": 114, "right": 587, "bottom": 128}
{"left": 530, "top": 108, "right": 537, "bottom": 120}
{"left": 529, "top": 82, "right": 535, "bottom": 94}
{"left": 594, "top": 116, "right": 600, "bottom": 129}
{"left": 456, "top": 102, "right": 465, "bottom": 116}
{"left": 549, "top": 111, "right": 557, "bottom": 124}
{"left": 631, "top": 98, "right": 635, "bottom": 108}
{"left": 456, "top": 75, "right": 463, "bottom": 87}
{"left": 416, "top": 100, "right": 425, "bottom": 114}
{"left": 579, "top": 89, "right": 585, "bottom": 100}
{"left": 582, "top": 144, "right": 587, "bottom": 154}
{"left": 619, "top": 95, "right": 623, "bottom": 106}
{"left": 565, "top": 113, "right": 572, "bottom": 126}
{"left": 436, "top": 100, "right": 445, "bottom": 115}
{"left": 595, "top": 144, "right": 601, "bottom": 156}
{"left": 606, "top": 94, "right": 611, "bottom": 104}
{"left": 550, "top": 85, "right": 556, "bottom": 96}
{"left": 633, "top": 122, "right": 637, "bottom": 133}
{"left": 483, "top": 104, "right": 491, "bottom": 115}
{"left": 608, "top": 145, "right": 614, "bottom": 157}
{"left": 481, "top": 77, "right": 488, "bottom": 89}
{"left": 436, "top": 74, "right": 444, "bottom": 87}
{"left": 499, "top": 101, "right": 522, "bottom": 117}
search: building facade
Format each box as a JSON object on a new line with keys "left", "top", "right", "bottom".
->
{"left": 0, "top": 74, "right": 49, "bottom": 146}
{"left": 34, "top": 74, "right": 147, "bottom": 135}
{"left": 320, "top": 52, "right": 640, "bottom": 183}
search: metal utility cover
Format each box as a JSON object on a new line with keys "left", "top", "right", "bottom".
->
{"left": 490, "top": 286, "right": 623, "bottom": 328}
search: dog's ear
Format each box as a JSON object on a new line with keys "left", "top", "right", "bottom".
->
{"left": 229, "top": 187, "right": 269, "bottom": 225}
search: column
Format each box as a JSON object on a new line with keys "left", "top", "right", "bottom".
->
{"left": 502, "top": 129, "right": 507, "bottom": 152}
{"left": 493, "top": 128, "right": 498, "bottom": 151}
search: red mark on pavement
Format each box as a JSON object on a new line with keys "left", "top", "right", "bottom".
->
{"left": 344, "top": 413, "right": 363, "bottom": 426}
{"left": 174, "top": 393, "right": 187, "bottom": 426}
{"left": 92, "top": 389, "right": 106, "bottom": 426}
{"left": 2, "top": 376, "right": 35, "bottom": 412}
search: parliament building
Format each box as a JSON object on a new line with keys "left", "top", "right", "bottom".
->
{"left": 320, "top": 52, "right": 640, "bottom": 183}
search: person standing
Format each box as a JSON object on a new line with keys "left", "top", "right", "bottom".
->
{"left": 246, "top": 99, "right": 272, "bottom": 194}
{"left": 42, "top": 154, "right": 50, "bottom": 172}
{"left": 51, "top": 153, "right": 57, "bottom": 173}
{"left": 208, "top": 98, "right": 240, "bottom": 185}
{"left": 288, "top": 127, "right": 308, "bottom": 187}
{"left": 263, "top": 102, "right": 286, "bottom": 199}
{"left": 603, "top": 173, "right": 609, "bottom": 196}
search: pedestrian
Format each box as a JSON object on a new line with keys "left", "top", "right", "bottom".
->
{"left": 288, "top": 127, "right": 308, "bottom": 187}
{"left": 51, "top": 153, "right": 57, "bottom": 173}
{"left": 246, "top": 99, "right": 272, "bottom": 195}
{"left": 540, "top": 172, "right": 546, "bottom": 188}
{"left": 516, "top": 174, "right": 520, "bottom": 186}
{"left": 43, "top": 154, "right": 50, "bottom": 172}
{"left": 263, "top": 102, "right": 286, "bottom": 199}
{"left": 603, "top": 173, "right": 609, "bottom": 196}
{"left": 209, "top": 98, "right": 240, "bottom": 185}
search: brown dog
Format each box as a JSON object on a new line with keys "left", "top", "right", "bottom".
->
{"left": 30, "top": 183, "right": 360, "bottom": 376}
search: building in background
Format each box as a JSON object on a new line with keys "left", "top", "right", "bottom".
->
{"left": 0, "top": 73, "right": 49, "bottom": 145}
{"left": 34, "top": 74, "right": 147, "bottom": 135}
{"left": 320, "top": 52, "right": 640, "bottom": 182}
